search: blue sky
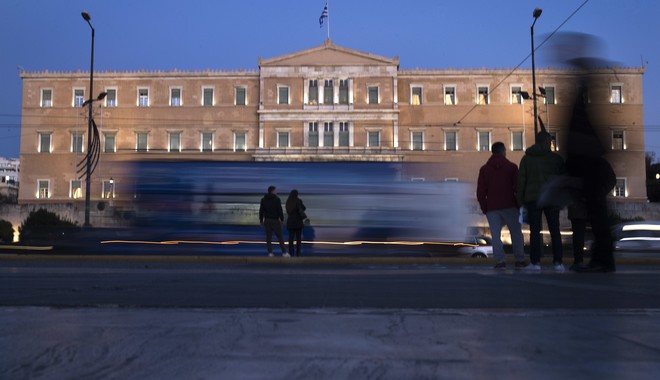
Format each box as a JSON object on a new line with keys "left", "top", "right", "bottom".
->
{"left": 1, "top": 0, "right": 658, "bottom": 158}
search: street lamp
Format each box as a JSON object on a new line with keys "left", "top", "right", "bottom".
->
{"left": 81, "top": 10, "right": 96, "bottom": 228}
{"left": 531, "top": 8, "right": 542, "bottom": 137}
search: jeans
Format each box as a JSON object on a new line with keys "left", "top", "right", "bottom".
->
{"left": 485, "top": 208, "right": 525, "bottom": 264}
{"left": 288, "top": 228, "right": 303, "bottom": 256}
{"left": 526, "top": 202, "right": 563, "bottom": 265}
{"left": 264, "top": 218, "right": 286, "bottom": 254}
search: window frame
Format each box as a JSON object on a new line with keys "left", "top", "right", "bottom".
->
{"left": 338, "top": 122, "right": 350, "bottom": 147}
{"left": 277, "top": 130, "right": 290, "bottom": 148}
{"left": 510, "top": 85, "right": 523, "bottom": 105}
{"left": 201, "top": 132, "right": 214, "bottom": 152}
{"left": 169, "top": 87, "right": 182, "bottom": 107}
{"left": 278, "top": 85, "right": 290, "bottom": 105}
{"left": 477, "top": 85, "right": 489, "bottom": 105}
{"left": 73, "top": 88, "right": 85, "bottom": 108}
{"left": 37, "top": 179, "right": 50, "bottom": 199}
{"left": 411, "top": 86, "right": 423, "bottom": 105}
{"left": 367, "top": 130, "right": 381, "bottom": 147}
{"left": 308, "top": 122, "right": 319, "bottom": 147}
{"left": 105, "top": 88, "right": 117, "bottom": 107}
{"left": 444, "top": 85, "right": 457, "bottom": 105}
{"left": 610, "top": 84, "right": 623, "bottom": 104}
{"left": 339, "top": 79, "right": 349, "bottom": 105}
{"left": 168, "top": 131, "right": 181, "bottom": 152}
{"left": 411, "top": 131, "right": 424, "bottom": 151}
{"left": 234, "top": 131, "right": 247, "bottom": 152}
{"left": 102, "top": 179, "right": 115, "bottom": 199}
{"left": 612, "top": 129, "right": 626, "bottom": 150}
{"left": 41, "top": 88, "right": 53, "bottom": 108}
{"left": 613, "top": 178, "right": 627, "bottom": 198}
{"left": 511, "top": 130, "right": 524, "bottom": 151}
{"left": 136, "top": 132, "right": 149, "bottom": 152}
{"left": 235, "top": 86, "right": 247, "bottom": 106}
{"left": 71, "top": 131, "right": 84, "bottom": 153}
{"left": 367, "top": 85, "right": 379, "bottom": 105}
{"left": 103, "top": 132, "right": 116, "bottom": 153}
{"left": 445, "top": 130, "right": 457, "bottom": 151}
{"left": 323, "top": 80, "right": 334, "bottom": 104}
{"left": 38, "top": 132, "right": 52, "bottom": 153}
{"left": 202, "top": 86, "right": 214, "bottom": 107}
{"left": 542, "top": 85, "right": 556, "bottom": 105}
{"left": 70, "top": 179, "right": 83, "bottom": 199}
{"left": 137, "top": 87, "right": 149, "bottom": 107}
{"left": 478, "top": 130, "right": 491, "bottom": 152}
{"left": 308, "top": 80, "right": 319, "bottom": 105}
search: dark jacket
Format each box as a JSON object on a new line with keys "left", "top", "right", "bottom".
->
{"left": 517, "top": 143, "right": 565, "bottom": 205}
{"left": 259, "top": 193, "right": 284, "bottom": 223}
{"left": 286, "top": 199, "right": 307, "bottom": 229}
{"left": 477, "top": 154, "right": 519, "bottom": 214}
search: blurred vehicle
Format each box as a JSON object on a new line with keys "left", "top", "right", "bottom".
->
{"left": 612, "top": 222, "right": 660, "bottom": 252}
{"left": 458, "top": 235, "right": 493, "bottom": 258}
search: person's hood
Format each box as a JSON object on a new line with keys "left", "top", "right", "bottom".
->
{"left": 485, "top": 154, "right": 510, "bottom": 170}
{"left": 525, "top": 143, "right": 551, "bottom": 157}
{"left": 264, "top": 193, "right": 278, "bottom": 200}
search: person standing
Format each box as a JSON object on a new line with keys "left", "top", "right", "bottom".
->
{"left": 517, "top": 131, "right": 566, "bottom": 272}
{"left": 259, "top": 185, "right": 289, "bottom": 257}
{"left": 285, "top": 189, "right": 307, "bottom": 257}
{"left": 477, "top": 142, "right": 526, "bottom": 270}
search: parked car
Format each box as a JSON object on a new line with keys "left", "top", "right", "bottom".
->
{"left": 459, "top": 235, "right": 493, "bottom": 258}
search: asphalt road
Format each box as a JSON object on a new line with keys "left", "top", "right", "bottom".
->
{"left": 2, "top": 255, "right": 660, "bottom": 380}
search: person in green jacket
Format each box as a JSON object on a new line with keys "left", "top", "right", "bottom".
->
{"left": 517, "top": 131, "right": 565, "bottom": 272}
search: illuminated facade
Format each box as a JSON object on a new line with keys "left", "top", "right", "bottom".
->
{"left": 19, "top": 39, "right": 645, "bottom": 207}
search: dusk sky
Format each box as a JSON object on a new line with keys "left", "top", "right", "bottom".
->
{"left": 1, "top": 0, "right": 658, "bottom": 159}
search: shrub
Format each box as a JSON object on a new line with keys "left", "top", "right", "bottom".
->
{"left": 0, "top": 219, "right": 13, "bottom": 243}
{"left": 19, "top": 209, "right": 78, "bottom": 242}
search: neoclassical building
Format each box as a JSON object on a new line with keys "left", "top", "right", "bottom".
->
{"left": 19, "top": 39, "right": 645, "bottom": 208}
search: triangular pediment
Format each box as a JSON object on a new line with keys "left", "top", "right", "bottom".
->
{"left": 259, "top": 39, "right": 399, "bottom": 67}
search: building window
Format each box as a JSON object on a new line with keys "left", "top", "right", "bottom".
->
{"left": 168, "top": 132, "right": 181, "bottom": 152}
{"left": 611, "top": 85, "right": 623, "bottom": 104}
{"left": 477, "top": 86, "right": 489, "bottom": 105}
{"left": 308, "top": 122, "right": 319, "bottom": 147}
{"left": 511, "top": 86, "right": 523, "bottom": 104}
{"left": 136, "top": 132, "right": 148, "bottom": 152}
{"left": 445, "top": 131, "right": 457, "bottom": 151}
{"left": 549, "top": 132, "right": 559, "bottom": 152}
{"left": 102, "top": 179, "right": 115, "bottom": 199}
{"left": 612, "top": 130, "right": 625, "bottom": 150}
{"left": 235, "top": 87, "right": 246, "bottom": 106}
{"left": 104, "top": 133, "right": 116, "bottom": 153}
{"left": 339, "top": 80, "right": 349, "bottom": 104}
{"left": 41, "top": 89, "right": 52, "bottom": 108}
{"left": 170, "top": 87, "right": 182, "bottom": 107}
{"left": 234, "top": 132, "right": 246, "bottom": 152}
{"left": 71, "top": 132, "right": 84, "bottom": 153}
{"left": 308, "top": 80, "right": 318, "bottom": 105}
{"left": 368, "top": 86, "right": 379, "bottom": 105}
{"left": 478, "top": 131, "right": 490, "bottom": 151}
{"left": 201, "top": 132, "right": 213, "bottom": 152}
{"left": 37, "top": 180, "right": 49, "bottom": 199}
{"left": 38, "top": 133, "right": 51, "bottom": 153}
{"left": 74, "top": 89, "right": 85, "bottom": 108}
{"left": 543, "top": 86, "right": 555, "bottom": 104}
{"left": 138, "top": 88, "right": 149, "bottom": 107}
{"left": 277, "top": 131, "right": 290, "bottom": 148}
{"left": 278, "top": 86, "right": 290, "bottom": 105}
{"left": 203, "top": 87, "right": 214, "bottom": 106}
{"left": 512, "top": 131, "right": 524, "bottom": 151}
{"left": 411, "top": 86, "right": 423, "bottom": 105}
{"left": 324, "top": 80, "right": 334, "bottom": 104}
{"left": 105, "top": 89, "right": 117, "bottom": 107}
{"left": 367, "top": 131, "right": 380, "bottom": 147}
{"left": 613, "top": 178, "right": 627, "bottom": 197}
{"left": 70, "top": 180, "right": 83, "bottom": 199}
{"left": 323, "top": 122, "right": 334, "bottom": 147}
{"left": 339, "top": 122, "right": 350, "bottom": 147}
{"left": 444, "top": 86, "right": 456, "bottom": 105}
{"left": 411, "top": 131, "right": 424, "bottom": 151}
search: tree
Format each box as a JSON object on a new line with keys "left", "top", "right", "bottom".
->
{"left": 646, "top": 152, "right": 660, "bottom": 202}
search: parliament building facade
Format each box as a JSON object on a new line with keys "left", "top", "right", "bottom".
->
{"left": 19, "top": 40, "right": 646, "bottom": 209}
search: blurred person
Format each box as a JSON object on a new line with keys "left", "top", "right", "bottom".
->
{"left": 567, "top": 199, "right": 588, "bottom": 270}
{"left": 477, "top": 142, "right": 526, "bottom": 270}
{"left": 518, "top": 131, "right": 565, "bottom": 272}
{"left": 285, "top": 189, "right": 307, "bottom": 257}
{"left": 259, "top": 185, "right": 289, "bottom": 257}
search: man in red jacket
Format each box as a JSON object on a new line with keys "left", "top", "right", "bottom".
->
{"left": 477, "top": 142, "right": 526, "bottom": 269}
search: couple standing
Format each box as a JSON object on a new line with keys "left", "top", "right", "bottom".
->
{"left": 259, "top": 186, "right": 307, "bottom": 257}
{"left": 477, "top": 133, "right": 565, "bottom": 272}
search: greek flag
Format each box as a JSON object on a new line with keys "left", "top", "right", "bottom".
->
{"left": 319, "top": 2, "right": 328, "bottom": 28}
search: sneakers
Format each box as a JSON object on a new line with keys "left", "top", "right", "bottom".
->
{"left": 282, "top": 252, "right": 291, "bottom": 258}
{"left": 515, "top": 261, "right": 527, "bottom": 270}
{"left": 493, "top": 262, "right": 506, "bottom": 270}
{"left": 525, "top": 263, "right": 542, "bottom": 271}
{"left": 554, "top": 263, "right": 565, "bottom": 273}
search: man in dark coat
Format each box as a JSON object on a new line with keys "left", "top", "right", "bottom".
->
{"left": 477, "top": 142, "right": 526, "bottom": 269}
{"left": 259, "top": 185, "right": 288, "bottom": 257}
{"left": 518, "top": 131, "right": 565, "bottom": 272}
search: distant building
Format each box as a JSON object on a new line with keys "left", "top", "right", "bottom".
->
{"left": 0, "top": 157, "right": 19, "bottom": 203}
{"left": 18, "top": 39, "right": 645, "bottom": 206}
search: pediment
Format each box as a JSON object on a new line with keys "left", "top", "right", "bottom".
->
{"left": 259, "top": 39, "right": 399, "bottom": 67}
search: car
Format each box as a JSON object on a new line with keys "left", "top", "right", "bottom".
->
{"left": 459, "top": 235, "right": 493, "bottom": 258}
{"left": 612, "top": 222, "right": 660, "bottom": 252}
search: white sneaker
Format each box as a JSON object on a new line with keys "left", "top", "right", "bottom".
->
{"left": 268, "top": 253, "right": 274, "bottom": 257}
{"left": 525, "top": 263, "right": 541, "bottom": 271}
{"left": 282, "top": 253, "right": 291, "bottom": 258}
{"left": 554, "top": 263, "right": 565, "bottom": 273}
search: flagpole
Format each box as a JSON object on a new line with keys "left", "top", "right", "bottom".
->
{"left": 327, "top": 0, "right": 330, "bottom": 40}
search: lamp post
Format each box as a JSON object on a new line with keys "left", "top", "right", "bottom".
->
{"left": 531, "top": 8, "right": 542, "bottom": 137}
{"left": 82, "top": 11, "right": 95, "bottom": 228}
